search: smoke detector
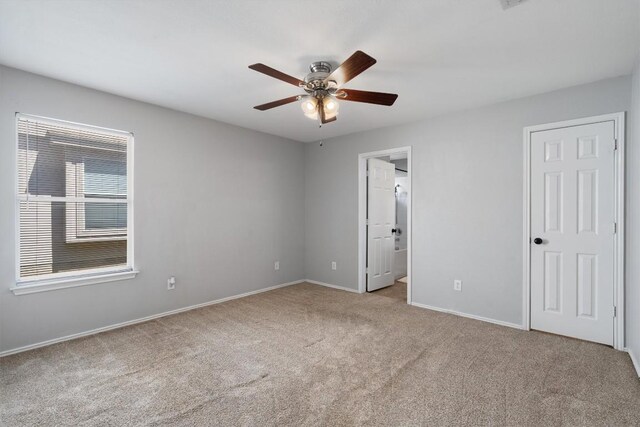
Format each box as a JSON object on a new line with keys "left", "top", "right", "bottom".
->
{"left": 499, "top": 0, "right": 529, "bottom": 10}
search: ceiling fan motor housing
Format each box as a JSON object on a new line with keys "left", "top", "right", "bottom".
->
{"left": 303, "top": 61, "right": 337, "bottom": 95}
{"left": 309, "top": 61, "right": 331, "bottom": 74}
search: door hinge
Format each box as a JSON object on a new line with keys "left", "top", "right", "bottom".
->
{"left": 614, "top": 139, "right": 618, "bottom": 151}
{"left": 613, "top": 222, "right": 617, "bottom": 234}
{"left": 365, "top": 218, "right": 369, "bottom": 225}
{"left": 614, "top": 306, "right": 617, "bottom": 318}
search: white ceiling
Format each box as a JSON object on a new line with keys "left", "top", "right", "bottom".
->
{"left": 0, "top": 0, "right": 638, "bottom": 142}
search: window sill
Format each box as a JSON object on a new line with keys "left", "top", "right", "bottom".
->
{"left": 10, "top": 270, "right": 138, "bottom": 296}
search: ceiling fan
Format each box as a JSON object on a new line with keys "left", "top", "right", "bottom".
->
{"left": 249, "top": 51, "right": 398, "bottom": 125}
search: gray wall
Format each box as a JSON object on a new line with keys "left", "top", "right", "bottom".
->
{"left": 305, "top": 76, "right": 631, "bottom": 326}
{"left": 0, "top": 66, "right": 306, "bottom": 353}
{"left": 1, "top": 65, "right": 634, "bottom": 354}
{"left": 627, "top": 54, "right": 640, "bottom": 369}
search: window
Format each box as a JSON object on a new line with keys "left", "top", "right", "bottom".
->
{"left": 84, "top": 158, "right": 127, "bottom": 230}
{"left": 65, "top": 155, "right": 128, "bottom": 241}
{"left": 15, "top": 114, "right": 135, "bottom": 291}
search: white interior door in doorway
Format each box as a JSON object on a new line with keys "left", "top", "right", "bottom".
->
{"left": 367, "top": 158, "right": 395, "bottom": 292}
{"left": 530, "top": 120, "right": 616, "bottom": 345}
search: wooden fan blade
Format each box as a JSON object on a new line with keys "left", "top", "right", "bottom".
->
{"left": 318, "top": 99, "right": 327, "bottom": 123}
{"left": 254, "top": 95, "right": 300, "bottom": 111}
{"left": 324, "top": 51, "right": 377, "bottom": 86}
{"left": 338, "top": 89, "right": 398, "bottom": 106}
{"left": 249, "top": 63, "right": 305, "bottom": 87}
{"left": 317, "top": 99, "right": 337, "bottom": 124}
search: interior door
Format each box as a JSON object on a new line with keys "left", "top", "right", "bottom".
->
{"left": 530, "top": 121, "right": 615, "bottom": 345}
{"left": 367, "top": 158, "right": 395, "bottom": 291}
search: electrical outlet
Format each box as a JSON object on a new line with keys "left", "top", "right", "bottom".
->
{"left": 454, "top": 279, "right": 462, "bottom": 291}
{"left": 331, "top": 261, "right": 337, "bottom": 270}
{"left": 167, "top": 276, "right": 176, "bottom": 290}
{"left": 274, "top": 261, "right": 280, "bottom": 271}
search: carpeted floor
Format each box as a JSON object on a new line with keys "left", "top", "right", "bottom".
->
{"left": 2, "top": 282, "right": 639, "bottom": 426}
{"left": 372, "top": 280, "right": 407, "bottom": 301}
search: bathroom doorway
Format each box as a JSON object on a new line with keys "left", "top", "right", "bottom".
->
{"left": 358, "top": 147, "right": 412, "bottom": 303}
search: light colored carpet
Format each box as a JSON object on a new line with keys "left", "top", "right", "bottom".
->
{"left": 398, "top": 276, "right": 408, "bottom": 284}
{"left": 371, "top": 280, "right": 407, "bottom": 302}
{"left": 1, "top": 282, "right": 639, "bottom": 426}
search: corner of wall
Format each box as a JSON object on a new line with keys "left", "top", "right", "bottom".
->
{"left": 625, "top": 51, "right": 640, "bottom": 366}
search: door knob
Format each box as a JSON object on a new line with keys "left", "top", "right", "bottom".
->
{"left": 533, "top": 237, "right": 543, "bottom": 245}
{"left": 391, "top": 229, "right": 397, "bottom": 233}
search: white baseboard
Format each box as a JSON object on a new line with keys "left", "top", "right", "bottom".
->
{"left": 626, "top": 347, "right": 640, "bottom": 377}
{"left": 0, "top": 279, "right": 304, "bottom": 358}
{"left": 410, "top": 301, "right": 523, "bottom": 330}
{"left": 305, "top": 279, "right": 361, "bottom": 294}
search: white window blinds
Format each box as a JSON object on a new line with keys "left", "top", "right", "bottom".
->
{"left": 16, "top": 115, "right": 133, "bottom": 282}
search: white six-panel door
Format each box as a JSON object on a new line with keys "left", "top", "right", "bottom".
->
{"left": 530, "top": 121, "right": 615, "bottom": 345}
{"left": 367, "top": 158, "right": 395, "bottom": 291}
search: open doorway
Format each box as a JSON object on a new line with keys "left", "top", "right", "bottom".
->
{"left": 358, "top": 147, "right": 411, "bottom": 303}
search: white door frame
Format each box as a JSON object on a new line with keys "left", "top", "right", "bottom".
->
{"left": 358, "top": 146, "right": 412, "bottom": 303}
{"left": 522, "top": 112, "right": 625, "bottom": 350}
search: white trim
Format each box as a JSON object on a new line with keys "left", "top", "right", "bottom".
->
{"left": 305, "top": 279, "right": 362, "bottom": 293}
{"left": 626, "top": 348, "right": 640, "bottom": 378}
{"left": 14, "top": 114, "right": 20, "bottom": 285}
{"left": 522, "top": 112, "right": 625, "bottom": 350}
{"left": 522, "top": 125, "right": 531, "bottom": 332}
{"left": 358, "top": 146, "right": 412, "bottom": 303}
{"left": 126, "top": 131, "right": 135, "bottom": 278}
{"left": 15, "top": 264, "right": 131, "bottom": 284}
{"left": 11, "top": 269, "right": 138, "bottom": 295}
{"left": 1, "top": 279, "right": 304, "bottom": 357}
{"left": 411, "top": 301, "right": 523, "bottom": 330}
{"left": 16, "top": 112, "right": 133, "bottom": 138}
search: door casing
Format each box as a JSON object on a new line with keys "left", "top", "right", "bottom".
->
{"left": 358, "top": 147, "right": 412, "bottom": 303}
{"left": 523, "top": 113, "right": 625, "bottom": 350}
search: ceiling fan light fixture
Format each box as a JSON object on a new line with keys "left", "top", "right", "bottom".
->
{"left": 324, "top": 97, "right": 338, "bottom": 112}
{"left": 300, "top": 96, "right": 317, "bottom": 115}
{"left": 323, "top": 96, "right": 339, "bottom": 120}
